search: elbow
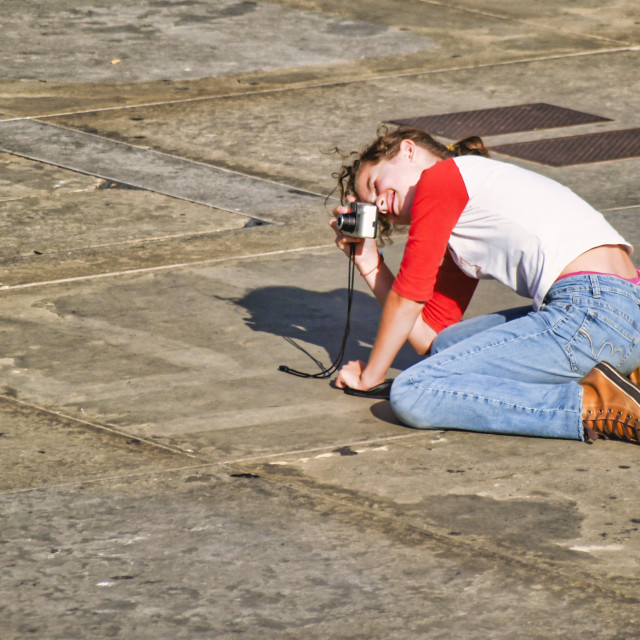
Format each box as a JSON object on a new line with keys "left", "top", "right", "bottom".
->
{"left": 409, "top": 316, "right": 437, "bottom": 356}
{"left": 415, "top": 344, "right": 430, "bottom": 357}
{"left": 408, "top": 330, "right": 433, "bottom": 356}
{"left": 411, "top": 340, "right": 431, "bottom": 357}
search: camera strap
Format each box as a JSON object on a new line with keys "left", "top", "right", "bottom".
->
{"left": 278, "top": 244, "right": 356, "bottom": 379}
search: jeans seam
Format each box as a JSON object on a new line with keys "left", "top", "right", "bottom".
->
{"left": 405, "top": 382, "right": 575, "bottom": 415}
{"left": 416, "top": 324, "right": 561, "bottom": 374}
{"left": 395, "top": 383, "right": 585, "bottom": 440}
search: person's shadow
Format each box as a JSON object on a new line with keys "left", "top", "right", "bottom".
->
{"left": 234, "top": 285, "right": 421, "bottom": 377}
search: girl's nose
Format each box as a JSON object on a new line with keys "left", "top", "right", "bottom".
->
{"left": 376, "top": 192, "right": 387, "bottom": 213}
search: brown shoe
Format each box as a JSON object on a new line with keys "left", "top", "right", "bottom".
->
{"left": 580, "top": 362, "right": 640, "bottom": 444}
{"left": 629, "top": 365, "right": 640, "bottom": 387}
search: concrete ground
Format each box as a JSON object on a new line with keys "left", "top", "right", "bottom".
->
{"left": 1, "top": 1, "right": 640, "bottom": 638}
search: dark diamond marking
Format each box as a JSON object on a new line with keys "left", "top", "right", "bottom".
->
{"left": 491, "top": 128, "right": 640, "bottom": 166}
{"left": 390, "top": 103, "right": 611, "bottom": 139}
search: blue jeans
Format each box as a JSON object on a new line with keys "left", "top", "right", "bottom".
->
{"left": 390, "top": 274, "right": 640, "bottom": 440}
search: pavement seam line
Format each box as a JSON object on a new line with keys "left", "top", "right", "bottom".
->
{"left": 0, "top": 432, "right": 429, "bottom": 495}
{"left": 1, "top": 47, "right": 638, "bottom": 123}
{"left": 242, "top": 463, "right": 640, "bottom": 606}
{"left": 0, "top": 228, "right": 256, "bottom": 260}
{"left": 0, "top": 119, "right": 328, "bottom": 222}
{"left": 218, "top": 431, "right": 428, "bottom": 466}
{"left": 417, "top": 0, "right": 632, "bottom": 46}
{"left": 0, "top": 243, "right": 336, "bottom": 291}
{"left": 603, "top": 204, "right": 640, "bottom": 212}
{"left": 0, "top": 393, "right": 198, "bottom": 459}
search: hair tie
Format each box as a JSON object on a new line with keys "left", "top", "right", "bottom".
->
{"left": 446, "top": 143, "right": 455, "bottom": 151}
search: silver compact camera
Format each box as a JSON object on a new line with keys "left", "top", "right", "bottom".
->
{"left": 336, "top": 202, "right": 379, "bottom": 239}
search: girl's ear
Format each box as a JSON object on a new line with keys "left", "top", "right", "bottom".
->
{"left": 400, "top": 139, "right": 415, "bottom": 161}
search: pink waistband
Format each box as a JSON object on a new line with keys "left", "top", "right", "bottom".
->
{"left": 556, "top": 269, "right": 640, "bottom": 286}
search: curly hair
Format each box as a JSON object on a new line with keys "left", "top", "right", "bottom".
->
{"left": 331, "top": 125, "right": 490, "bottom": 241}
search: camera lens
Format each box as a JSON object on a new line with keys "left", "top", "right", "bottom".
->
{"left": 336, "top": 213, "right": 357, "bottom": 233}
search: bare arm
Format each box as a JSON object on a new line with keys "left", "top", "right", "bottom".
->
{"left": 336, "top": 289, "right": 424, "bottom": 391}
{"left": 330, "top": 204, "right": 436, "bottom": 355}
{"left": 358, "top": 255, "right": 436, "bottom": 355}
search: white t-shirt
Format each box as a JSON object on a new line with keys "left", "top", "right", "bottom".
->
{"left": 392, "top": 156, "right": 631, "bottom": 330}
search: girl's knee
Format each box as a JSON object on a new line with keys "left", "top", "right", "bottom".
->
{"left": 390, "top": 370, "right": 434, "bottom": 429}
{"left": 390, "top": 368, "right": 412, "bottom": 402}
{"left": 390, "top": 371, "right": 411, "bottom": 418}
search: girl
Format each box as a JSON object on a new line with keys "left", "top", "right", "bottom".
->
{"left": 331, "top": 126, "right": 640, "bottom": 445}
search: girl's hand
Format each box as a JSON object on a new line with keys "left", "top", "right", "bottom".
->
{"left": 330, "top": 196, "right": 380, "bottom": 273}
{"left": 335, "top": 360, "right": 368, "bottom": 390}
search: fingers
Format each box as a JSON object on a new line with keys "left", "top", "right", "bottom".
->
{"left": 336, "top": 360, "right": 365, "bottom": 390}
{"left": 331, "top": 194, "right": 356, "bottom": 218}
{"left": 330, "top": 217, "right": 361, "bottom": 251}
{"left": 334, "top": 232, "right": 360, "bottom": 254}
{"left": 331, "top": 204, "right": 350, "bottom": 219}
{"left": 331, "top": 196, "right": 356, "bottom": 251}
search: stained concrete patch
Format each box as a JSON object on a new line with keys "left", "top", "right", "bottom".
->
{"left": 414, "top": 493, "right": 584, "bottom": 549}
{"left": 248, "top": 431, "right": 640, "bottom": 582}
{"left": 0, "top": 188, "right": 248, "bottom": 260}
{"left": 0, "top": 397, "right": 188, "bottom": 492}
{"left": 1, "top": 464, "right": 637, "bottom": 640}
{"left": 0, "top": 0, "right": 433, "bottom": 83}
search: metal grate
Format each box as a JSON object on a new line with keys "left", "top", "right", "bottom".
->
{"left": 390, "top": 103, "right": 611, "bottom": 138}
{"left": 491, "top": 128, "right": 640, "bottom": 166}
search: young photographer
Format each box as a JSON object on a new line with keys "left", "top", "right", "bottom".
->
{"left": 331, "top": 126, "right": 640, "bottom": 444}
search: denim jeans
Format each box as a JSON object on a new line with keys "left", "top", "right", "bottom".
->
{"left": 390, "top": 274, "right": 640, "bottom": 440}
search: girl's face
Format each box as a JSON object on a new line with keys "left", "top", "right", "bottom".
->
{"left": 354, "top": 140, "right": 435, "bottom": 226}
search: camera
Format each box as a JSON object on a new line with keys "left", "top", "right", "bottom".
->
{"left": 335, "top": 202, "right": 379, "bottom": 239}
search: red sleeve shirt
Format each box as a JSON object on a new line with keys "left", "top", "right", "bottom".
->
{"left": 392, "top": 158, "right": 477, "bottom": 333}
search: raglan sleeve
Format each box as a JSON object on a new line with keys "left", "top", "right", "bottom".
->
{"left": 421, "top": 251, "right": 478, "bottom": 333}
{"left": 391, "top": 159, "right": 472, "bottom": 331}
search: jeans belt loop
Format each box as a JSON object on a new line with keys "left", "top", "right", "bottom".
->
{"left": 589, "top": 274, "right": 601, "bottom": 298}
